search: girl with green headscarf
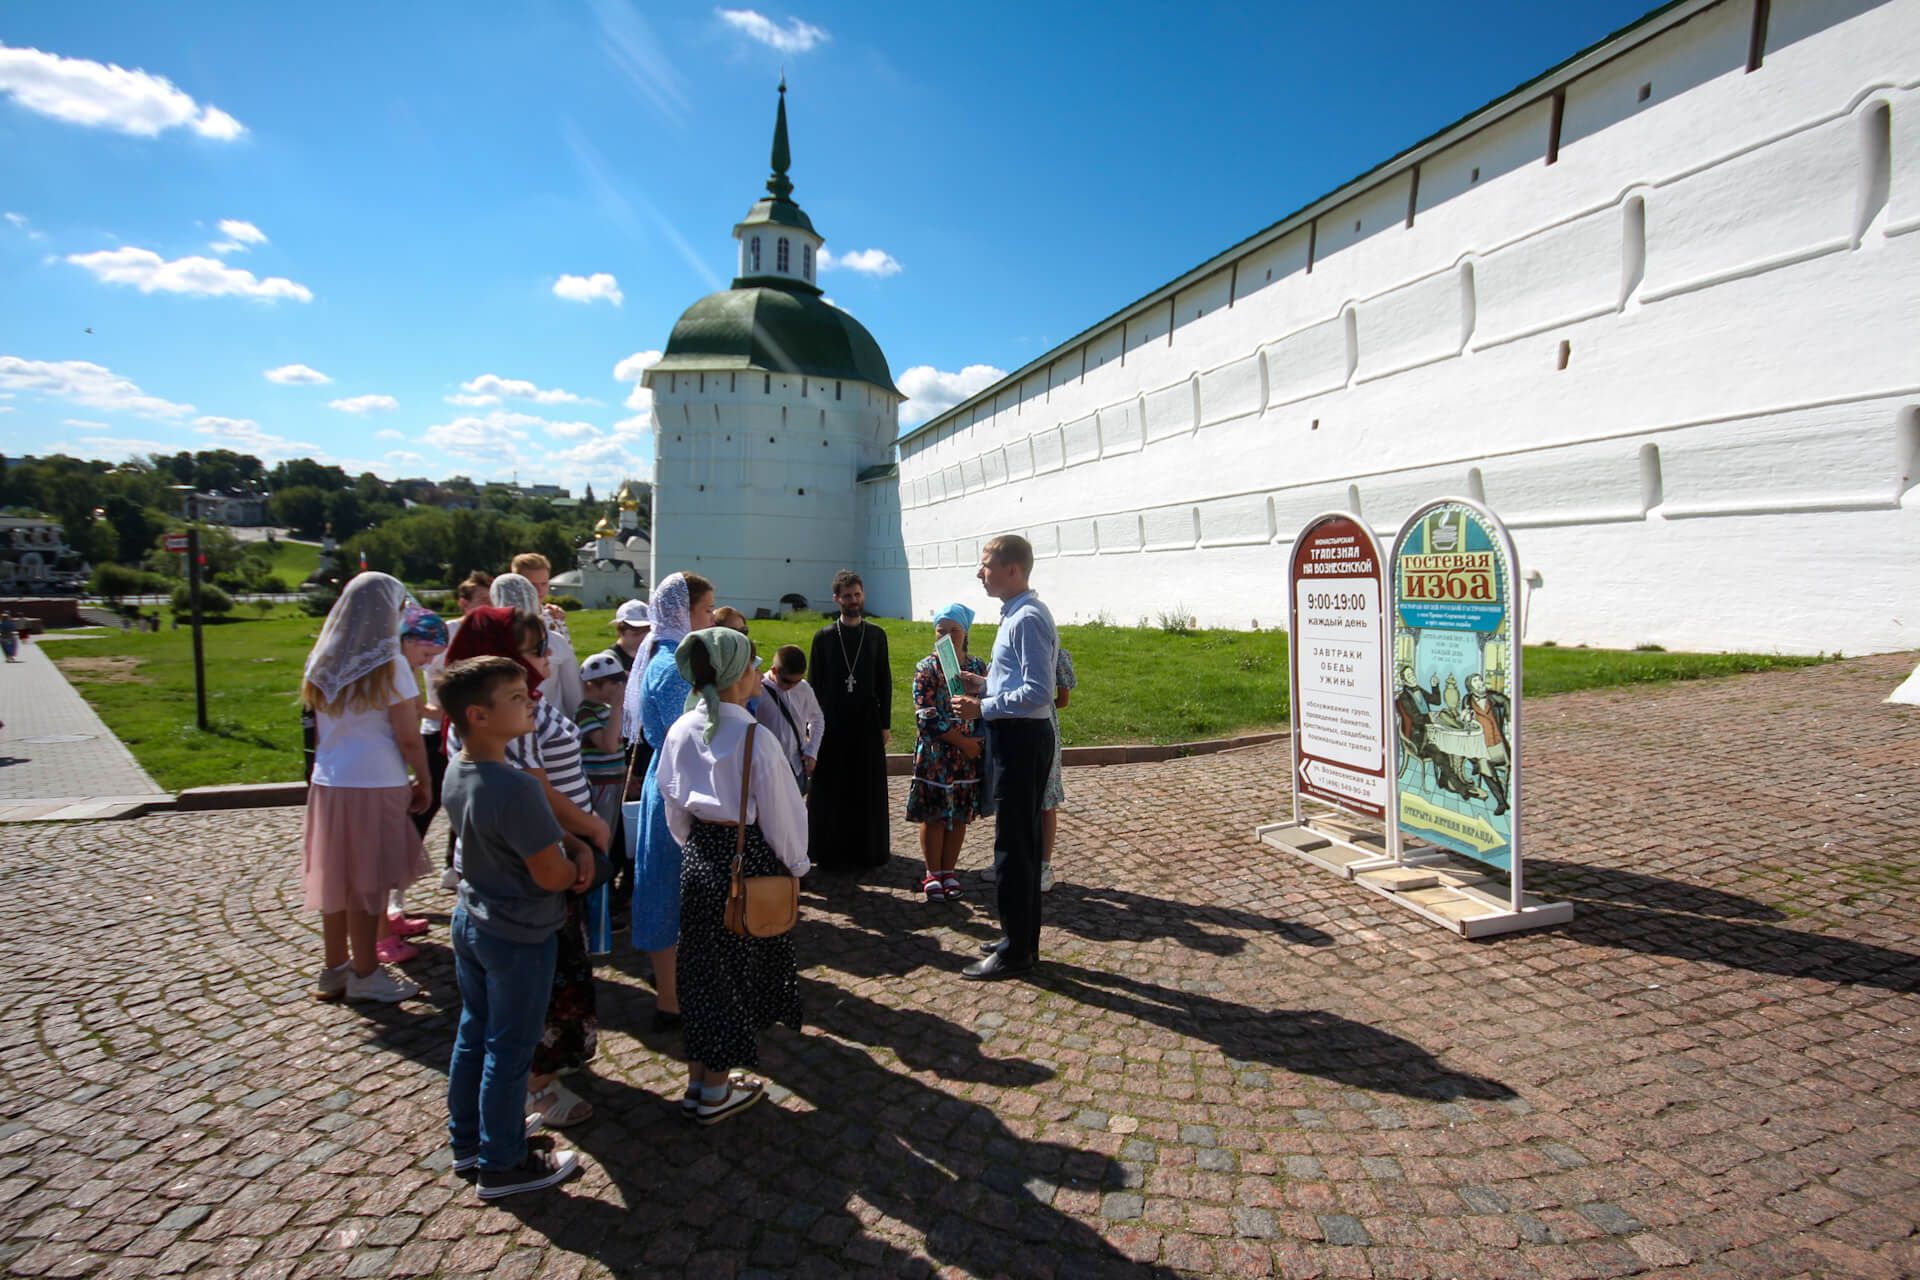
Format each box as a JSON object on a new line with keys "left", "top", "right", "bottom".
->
{"left": 654, "top": 627, "right": 808, "bottom": 1125}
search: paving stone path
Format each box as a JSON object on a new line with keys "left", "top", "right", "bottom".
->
{"left": 0, "top": 639, "right": 169, "bottom": 820}
{"left": 1, "top": 654, "right": 1917, "bottom": 1278}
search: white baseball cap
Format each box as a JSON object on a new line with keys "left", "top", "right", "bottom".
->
{"left": 613, "top": 599, "right": 651, "bottom": 628}
{"left": 580, "top": 651, "right": 627, "bottom": 682}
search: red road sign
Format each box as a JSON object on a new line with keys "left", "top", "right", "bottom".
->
{"left": 163, "top": 533, "right": 189, "bottom": 553}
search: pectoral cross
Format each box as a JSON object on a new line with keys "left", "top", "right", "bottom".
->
{"left": 845, "top": 673, "right": 857, "bottom": 693}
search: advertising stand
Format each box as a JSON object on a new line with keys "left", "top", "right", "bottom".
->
{"left": 1258, "top": 501, "right": 1571, "bottom": 937}
{"left": 1255, "top": 512, "right": 1396, "bottom": 876}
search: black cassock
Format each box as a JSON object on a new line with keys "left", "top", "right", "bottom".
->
{"left": 807, "top": 620, "right": 892, "bottom": 871}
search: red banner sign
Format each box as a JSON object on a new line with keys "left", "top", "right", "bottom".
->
{"left": 1288, "top": 513, "right": 1389, "bottom": 819}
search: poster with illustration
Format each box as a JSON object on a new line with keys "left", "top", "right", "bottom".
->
{"left": 1390, "top": 499, "right": 1520, "bottom": 873}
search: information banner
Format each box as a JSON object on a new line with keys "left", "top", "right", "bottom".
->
{"left": 1288, "top": 513, "right": 1389, "bottom": 819}
{"left": 1389, "top": 499, "right": 1520, "bottom": 872}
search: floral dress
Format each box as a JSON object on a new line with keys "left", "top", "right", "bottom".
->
{"left": 906, "top": 652, "right": 988, "bottom": 828}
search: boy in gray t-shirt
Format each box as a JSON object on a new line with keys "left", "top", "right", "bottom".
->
{"left": 434, "top": 656, "right": 593, "bottom": 1201}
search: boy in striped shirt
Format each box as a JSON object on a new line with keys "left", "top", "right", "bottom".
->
{"left": 573, "top": 651, "right": 628, "bottom": 834}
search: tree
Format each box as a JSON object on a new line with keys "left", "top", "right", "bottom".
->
{"left": 325, "top": 488, "right": 366, "bottom": 538}
{"left": 171, "top": 582, "right": 234, "bottom": 616}
{"left": 271, "top": 486, "right": 329, "bottom": 539}
{"left": 269, "top": 458, "right": 349, "bottom": 492}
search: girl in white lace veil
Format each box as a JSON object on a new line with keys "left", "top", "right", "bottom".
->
{"left": 303, "top": 572, "right": 409, "bottom": 712}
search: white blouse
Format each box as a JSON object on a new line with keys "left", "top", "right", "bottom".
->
{"left": 657, "top": 702, "right": 811, "bottom": 876}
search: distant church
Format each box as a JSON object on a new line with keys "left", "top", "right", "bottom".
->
{"left": 649, "top": 1, "right": 1916, "bottom": 654}
{"left": 645, "top": 83, "right": 903, "bottom": 616}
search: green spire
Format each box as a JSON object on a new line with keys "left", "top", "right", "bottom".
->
{"left": 766, "top": 79, "right": 793, "bottom": 202}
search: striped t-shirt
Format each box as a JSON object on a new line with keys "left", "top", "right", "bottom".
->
{"left": 505, "top": 700, "right": 591, "bottom": 810}
{"left": 573, "top": 700, "right": 625, "bottom": 782}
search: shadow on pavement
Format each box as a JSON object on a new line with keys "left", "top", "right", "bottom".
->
{"left": 1037, "top": 961, "right": 1516, "bottom": 1103}
{"left": 1527, "top": 859, "right": 1920, "bottom": 994}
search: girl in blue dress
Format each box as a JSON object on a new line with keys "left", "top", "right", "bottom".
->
{"left": 628, "top": 571, "right": 715, "bottom": 1031}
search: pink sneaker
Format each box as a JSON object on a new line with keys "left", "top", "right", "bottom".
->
{"left": 388, "top": 913, "right": 430, "bottom": 939}
{"left": 376, "top": 937, "right": 419, "bottom": 965}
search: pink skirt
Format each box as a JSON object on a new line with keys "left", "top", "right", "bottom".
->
{"left": 301, "top": 783, "right": 429, "bottom": 915}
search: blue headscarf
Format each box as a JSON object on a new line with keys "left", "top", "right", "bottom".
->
{"left": 932, "top": 602, "right": 975, "bottom": 635}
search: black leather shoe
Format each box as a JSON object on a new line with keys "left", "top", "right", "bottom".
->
{"left": 962, "top": 951, "right": 1034, "bottom": 981}
{"left": 978, "top": 937, "right": 1009, "bottom": 955}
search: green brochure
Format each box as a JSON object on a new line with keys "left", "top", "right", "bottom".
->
{"left": 935, "top": 633, "right": 964, "bottom": 697}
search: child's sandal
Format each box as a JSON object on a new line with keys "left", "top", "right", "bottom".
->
{"left": 940, "top": 873, "right": 963, "bottom": 899}
{"left": 921, "top": 874, "right": 948, "bottom": 902}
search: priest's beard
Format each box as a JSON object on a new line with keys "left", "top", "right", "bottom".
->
{"left": 838, "top": 605, "right": 863, "bottom": 624}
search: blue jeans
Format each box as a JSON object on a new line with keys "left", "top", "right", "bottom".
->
{"left": 447, "top": 906, "right": 558, "bottom": 1171}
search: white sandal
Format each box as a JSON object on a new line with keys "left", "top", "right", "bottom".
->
{"left": 526, "top": 1080, "right": 593, "bottom": 1129}
{"left": 692, "top": 1077, "right": 765, "bottom": 1126}
{"left": 681, "top": 1070, "right": 752, "bottom": 1116}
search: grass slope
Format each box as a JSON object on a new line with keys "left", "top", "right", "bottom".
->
{"left": 53, "top": 606, "right": 1829, "bottom": 793}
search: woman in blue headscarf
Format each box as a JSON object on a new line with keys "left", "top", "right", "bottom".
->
{"left": 628, "top": 571, "right": 715, "bottom": 1032}
{"left": 905, "top": 603, "right": 989, "bottom": 902}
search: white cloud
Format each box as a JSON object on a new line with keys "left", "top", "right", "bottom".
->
{"left": 0, "top": 406, "right": 13, "bottom": 414}
{"left": 612, "top": 349, "right": 662, "bottom": 412}
{"left": 68, "top": 246, "right": 313, "bottom": 302}
{"left": 715, "top": 9, "right": 829, "bottom": 53}
{"left": 422, "top": 409, "right": 543, "bottom": 464}
{"left": 192, "top": 414, "right": 317, "bottom": 459}
{"left": 459, "top": 373, "right": 585, "bottom": 405}
{"left": 72, "top": 434, "right": 179, "bottom": 460}
{"left": 445, "top": 392, "right": 498, "bottom": 407}
{"left": 0, "top": 42, "right": 246, "bottom": 139}
{"left": 552, "top": 272, "right": 623, "bottom": 305}
{"left": 0, "top": 356, "right": 193, "bottom": 418}
{"left": 819, "top": 247, "right": 901, "bottom": 277}
{"left": 3, "top": 211, "right": 45, "bottom": 240}
{"left": 374, "top": 428, "right": 404, "bottom": 441}
{"left": 328, "top": 393, "right": 398, "bottom": 414}
{"left": 61, "top": 417, "right": 109, "bottom": 428}
{"left": 545, "top": 421, "right": 601, "bottom": 440}
{"left": 896, "top": 362, "right": 1007, "bottom": 427}
{"left": 210, "top": 217, "right": 266, "bottom": 253}
{"left": 384, "top": 450, "right": 427, "bottom": 467}
{"left": 263, "top": 363, "right": 331, "bottom": 385}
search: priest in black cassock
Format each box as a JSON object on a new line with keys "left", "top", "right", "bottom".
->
{"left": 807, "top": 569, "right": 892, "bottom": 872}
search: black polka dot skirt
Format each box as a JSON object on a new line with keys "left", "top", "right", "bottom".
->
{"left": 678, "top": 817, "right": 803, "bottom": 1072}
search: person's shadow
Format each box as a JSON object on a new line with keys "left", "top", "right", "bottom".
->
{"left": 796, "top": 873, "right": 1332, "bottom": 985}
{"left": 1033, "top": 960, "right": 1515, "bottom": 1103}
{"left": 490, "top": 1009, "right": 1164, "bottom": 1276}
{"left": 1525, "top": 858, "right": 1920, "bottom": 994}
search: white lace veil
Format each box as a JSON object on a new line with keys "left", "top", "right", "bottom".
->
{"left": 490, "top": 572, "right": 542, "bottom": 615}
{"left": 304, "top": 572, "right": 407, "bottom": 706}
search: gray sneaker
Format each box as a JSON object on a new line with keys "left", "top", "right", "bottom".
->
{"left": 1039, "top": 862, "right": 1055, "bottom": 893}
{"left": 978, "top": 865, "right": 998, "bottom": 884}
{"left": 345, "top": 965, "right": 420, "bottom": 1003}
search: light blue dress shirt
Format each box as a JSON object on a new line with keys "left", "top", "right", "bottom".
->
{"left": 983, "top": 590, "right": 1058, "bottom": 721}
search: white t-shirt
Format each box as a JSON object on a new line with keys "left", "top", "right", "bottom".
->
{"left": 312, "top": 655, "right": 420, "bottom": 788}
{"left": 419, "top": 617, "right": 460, "bottom": 734}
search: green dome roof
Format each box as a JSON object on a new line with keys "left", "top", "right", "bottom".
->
{"left": 652, "top": 281, "right": 899, "bottom": 395}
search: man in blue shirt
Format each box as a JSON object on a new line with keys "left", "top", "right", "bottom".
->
{"left": 953, "top": 534, "right": 1058, "bottom": 979}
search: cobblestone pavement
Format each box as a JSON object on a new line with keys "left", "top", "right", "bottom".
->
{"left": 2, "top": 654, "right": 1918, "bottom": 1278}
{"left": 0, "top": 639, "right": 167, "bottom": 815}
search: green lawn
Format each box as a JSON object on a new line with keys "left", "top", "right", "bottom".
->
{"left": 255, "top": 538, "right": 321, "bottom": 587}
{"left": 51, "top": 606, "right": 1829, "bottom": 793}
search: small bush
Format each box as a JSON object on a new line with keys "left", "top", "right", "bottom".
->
{"left": 1634, "top": 642, "right": 1666, "bottom": 653}
{"left": 548, "top": 594, "right": 584, "bottom": 612}
{"left": 1156, "top": 606, "right": 1194, "bottom": 636}
{"left": 171, "top": 583, "right": 235, "bottom": 616}
{"left": 301, "top": 589, "right": 338, "bottom": 618}
{"left": 92, "top": 563, "right": 171, "bottom": 599}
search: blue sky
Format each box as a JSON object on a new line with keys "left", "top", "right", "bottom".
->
{"left": 1, "top": 0, "right": 1656, "bottom": 492}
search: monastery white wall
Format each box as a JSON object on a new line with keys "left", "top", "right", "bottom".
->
{"left": 652, "top": 369, "right": 898, "bottom": 613}
{"left": 881, "top": 0, "right": 1920, "bottom": 654}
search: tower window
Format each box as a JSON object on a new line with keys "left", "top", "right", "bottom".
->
{"left": 777, "top": 238, "right": 790, "bottom": 272}
{"left": 803, "top": 243, "right": 813, "bottom": 279}
{"left": 750, "top": 236, "right": 762, "bottom": 272}
{"left": 835, "top": 381, "right": 842, "bottom": 401}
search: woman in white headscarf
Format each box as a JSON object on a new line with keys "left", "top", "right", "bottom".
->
{"left": 492, "top": 572, "right": 584, "bottom": 719}
{"left": 300, "top": 572, "right": 433, "bottom": 1005}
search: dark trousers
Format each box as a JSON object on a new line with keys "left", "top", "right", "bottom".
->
{"left": 988, "top": 717, "right": 1054, "bottom": 962}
